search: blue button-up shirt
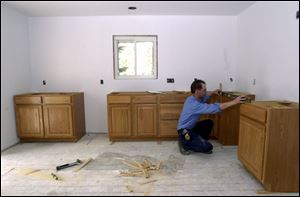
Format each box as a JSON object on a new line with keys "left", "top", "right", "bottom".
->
{"left": 177, "top": 94, "right": 221, "bottom": 130}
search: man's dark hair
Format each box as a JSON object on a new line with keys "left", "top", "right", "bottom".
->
{"left": 191, "top": 79, "right": 206, "bottom": 93}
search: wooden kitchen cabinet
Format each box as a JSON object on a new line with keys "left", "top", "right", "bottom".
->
{"left": 238, "top": 101, "right": 299, "bottom": 192}
{"left": 107, "top": 92, "right": 189, "bottom": 141}
{"left": 218, "top": 92, "right": 255, "bottom": 145}
{"left": 14, "top": 92, "right": 86, "bottom": 142}
{"left": 199, "top": 92, "right": 255, "bottom": 144}
{"left": 107, "top": 91, "right": 255, "bottom": 144}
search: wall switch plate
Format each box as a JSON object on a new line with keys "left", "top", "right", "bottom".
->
{"left": 167, "top": 78, "right": 174, "bottom": 83}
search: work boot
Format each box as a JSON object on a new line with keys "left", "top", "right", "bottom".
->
{"left": 178, "top": 140, "right": 191, "bottom": 155}
{"left": 202, "top": 150, "right": 213, "bottom": 154}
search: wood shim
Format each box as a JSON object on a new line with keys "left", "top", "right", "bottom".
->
{"left": 17, "top": 168, "right": 62, "bottom": 181}
{"left": 116, "top": 158, "right": 161, "bottom": 179}
{"left": 140, "top": 179, "right": 157, "bottom": 185}
{"left": 126, "top": 185, "right": 134, "bottom": 192}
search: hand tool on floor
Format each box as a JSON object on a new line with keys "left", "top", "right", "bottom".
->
{"left": 56, "top": 159, "right": 81, "bottom": 171}
{"left": 51, "top": 172, "right": 59, "bottom": 180}
{"left": 73, "top": 158, "right": 93, "bottom": 172}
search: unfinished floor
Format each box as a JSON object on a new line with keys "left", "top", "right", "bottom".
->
{"left": 1, "top": 134, "right": 298, "bottom": 196}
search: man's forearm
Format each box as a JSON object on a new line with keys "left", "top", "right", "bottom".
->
{"left": 220, "top": 101, "right": 237, "bottom": 110}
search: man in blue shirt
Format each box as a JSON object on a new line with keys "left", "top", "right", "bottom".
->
{"left": 177, "top": 79, "right": 246, "bottom": 154}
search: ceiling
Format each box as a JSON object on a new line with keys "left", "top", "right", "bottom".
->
{"left": 2, "top": 1, "right": 256, "bottom": 17}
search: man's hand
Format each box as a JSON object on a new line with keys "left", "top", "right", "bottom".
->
{"left": 233, "top": 95, "right": 247, "bottom": 104}
{"left": 220, "top": 95, "right": 246, "bottom": 110}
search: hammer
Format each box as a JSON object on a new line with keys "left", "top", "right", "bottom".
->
{"left": 56, "top": 159, "right": 81, "bottom": 171}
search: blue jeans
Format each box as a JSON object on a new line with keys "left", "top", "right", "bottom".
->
{"left": 178, "top": 120, "right": 213, "bottom": 153}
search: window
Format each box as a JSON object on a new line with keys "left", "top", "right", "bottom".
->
{"left": 113, "top": 35, "right": 158, "bottom": 79}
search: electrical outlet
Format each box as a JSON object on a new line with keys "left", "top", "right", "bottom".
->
{"left": 43, "top": 80, "right": 46, "bottom": 85}
{"left": 167, "top": 78, "right": 174, "bottom": 83}
{"left": 100, "top": 79, "right": 104, "bottom": 84}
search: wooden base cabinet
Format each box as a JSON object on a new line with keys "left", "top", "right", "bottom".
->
{"left": 199, "top": 92, "right": 255, "bottom": 145}
{"left": 218, "top": 93, "right": 255, "bottom": 145}
{"left": 15, "top": 92, "right": 86, "bottom": 142}
{"left": 107, "top": 91, "right": 255, "bottom": 143}
{"left": 107, "top": 92, "right": 190, "bottom": 141}
{"left": 238, "top": 101, "right": 299, "bottom": 192}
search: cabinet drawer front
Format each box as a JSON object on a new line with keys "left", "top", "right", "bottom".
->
{"left": 160, "top": 104, "right": 183, "bottom": 119}
{"left": 15, "top": 96, "right": 42, "bottom": 104}
{"left": 159, "top": 120, "right": 178, "bottom": 137}
{"left": 132, "top": 96, "right": 156, "bottom": 103}
{"left": 240, "top": 104, "right": 266, "bottom": 123}
{"left": 108, "top": 96, "right": 131, "bottom": 104}
{"left": 159, "top": 94, "right": 190, "bottom": 103}
{"left": 43, "top": 96, "right": 71, "bottom": 104}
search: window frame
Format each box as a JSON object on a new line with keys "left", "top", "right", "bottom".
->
{"left": 113, "top": 35, "right": 158, "bottom": 79}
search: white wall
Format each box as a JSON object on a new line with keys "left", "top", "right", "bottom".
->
{"left": 28, "top": 16, "right": 238, "bottom": 133}
{"left": 1, "top": 6, "right": 32, "bottom": 151}
{"left": 237, "top": 1, "right": 299, "bottom": 101}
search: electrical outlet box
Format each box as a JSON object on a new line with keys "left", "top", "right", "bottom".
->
{"left": 167, "top": 78, "right": 174, "bottom": 83}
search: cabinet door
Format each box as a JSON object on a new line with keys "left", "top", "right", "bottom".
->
{"left": 238, "top": 116, "right": 265, "bottom": 181}
{"left": 133, "top": 104, "right": 157, "bottom": 137}
{"left": 43, "top": 105, "right": 73, "bottom": 137}
{"left": 15, "top": 105, "right": 44, "bottom": 137}
{"left": 109, "top": 104, "right": 131, "bottom": 137}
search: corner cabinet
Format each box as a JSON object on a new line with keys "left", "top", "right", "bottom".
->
{"left": 238, "top": 101, "right": 299, "bottom": 192}
{"left": 14, "top": 92, "right": 86, "bottom": 142}
{"left": 218, "top": 92, "right": 255, "bottom": 145}
{"left": 198, "top": 92, "right": 255, "bottom": 145}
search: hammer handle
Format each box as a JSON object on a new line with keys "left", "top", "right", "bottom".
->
{"left": 56, "top": 162, "right": 79, "bottom": 171}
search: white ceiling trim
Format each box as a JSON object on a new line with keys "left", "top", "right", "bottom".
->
{"left": 2, "top": 1, "right": 256, "bottom": 17}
